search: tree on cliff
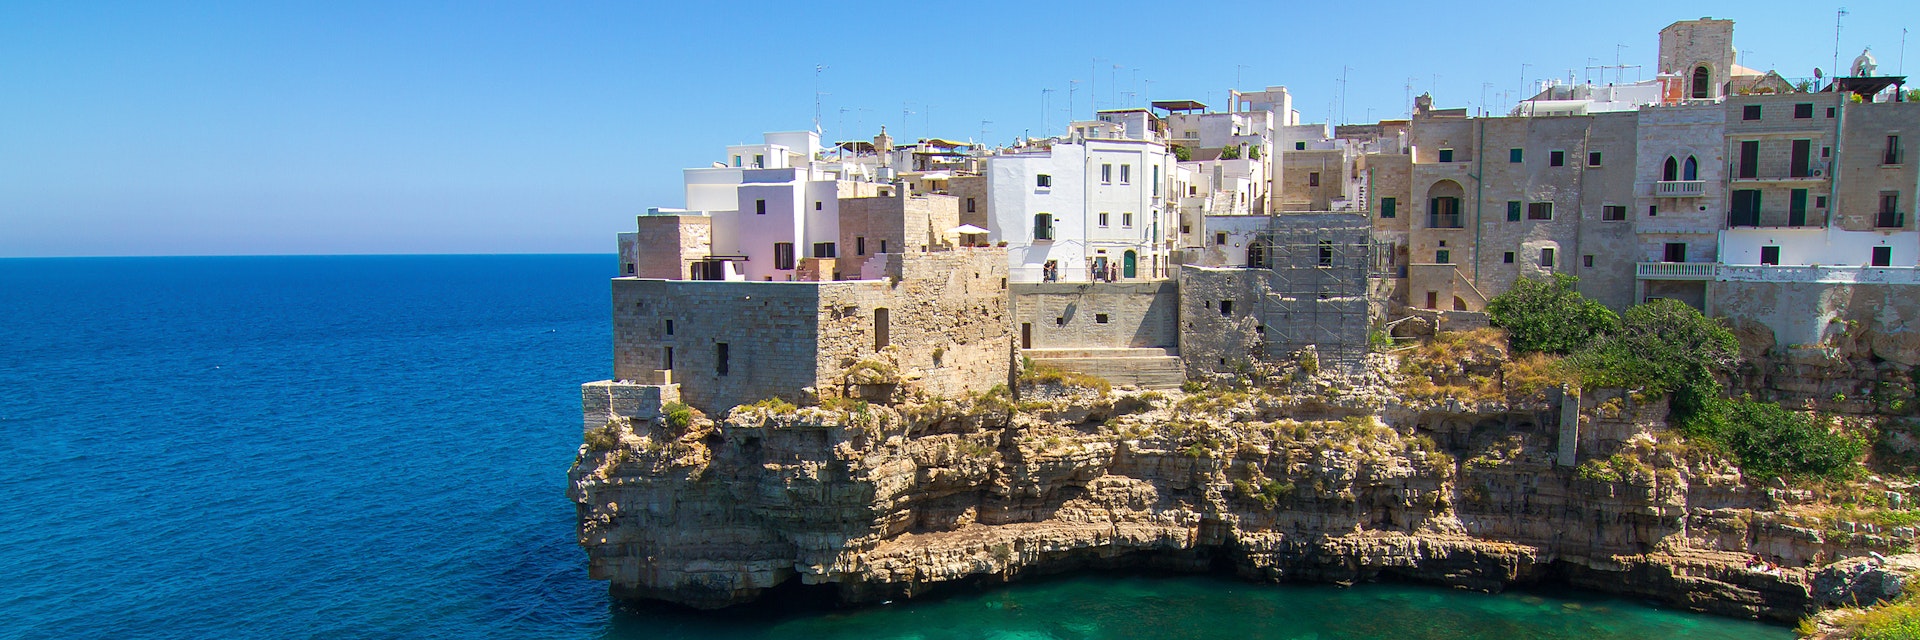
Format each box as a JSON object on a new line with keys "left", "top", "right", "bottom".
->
{"left": 1485, "top": 274, "right": 1618, "bottom": 355}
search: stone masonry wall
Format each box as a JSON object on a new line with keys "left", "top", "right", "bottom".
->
{"left": 1008, "top": 281, "right": 1178, "bottom": 350}
{"left": 816, "top": 248, "right": 1013, "bottom": 400}
{"left": 632, "top": 215, "right": 712, "bottom": 280}
{"left": 1177, "top": 266, "right": 1266, "bottom": 377}
{"left": 611, "top": 278, "right": 823, "bottom": 413}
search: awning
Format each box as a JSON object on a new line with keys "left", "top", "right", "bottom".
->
{"left": 949, "top": 224, "right": 988, "bottom": 234}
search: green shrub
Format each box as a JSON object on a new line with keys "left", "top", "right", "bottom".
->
{"left": 662, "top": 401, "right": 692, "bottom": 431}
{"left": 583, "top": 419, "right": 621, "bottom": 451}
{"left": 746, "top": 397, "right": 798, "bottom": 414}
{"left": 1720, "top": 398, "right": 1863, "bottom": 480}
{"left": 1486, "top": 274, "right": 1619, "bottom": 355}
{"left": 845, "top": 358, "right": 899, "bottom": 385}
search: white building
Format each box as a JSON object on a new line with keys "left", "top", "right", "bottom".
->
{"left": 987, "top": 134, "right": 1176, "bottom": 283}
{"left": 675, "top": 131, "right": 883, "bottom": 281}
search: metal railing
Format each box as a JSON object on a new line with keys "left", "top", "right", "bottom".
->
{"left": 1654, "top": 180, "right": 1706, "bottom": 197}
{"left": 1636, "top": 262, "right": 1716, "bottom": 280}
{"left": 1877, "top": 211, "right": 1907, "bottom": 228}
{"left": 1720, "top": 265, "right": 1920, "bottom": 285}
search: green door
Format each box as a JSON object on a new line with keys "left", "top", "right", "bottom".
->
{"left": 1123, "top": 251, "right": 1137, "bottom": 279}
{"left": 1790, "top": 189, "right": 1808, "bottom": 226}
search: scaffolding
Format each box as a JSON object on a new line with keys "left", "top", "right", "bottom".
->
{"left": 1253, "top": 213, "right": 1376, "bottom": 371}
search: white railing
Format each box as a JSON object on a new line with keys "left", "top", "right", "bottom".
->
{"left": 1654, "top": 180, "right": 1706, "bottom": 197}
{"left": 1718, "top": 265, "right": 1920, "bottom": 284}
{"left": 1636, "top": 262, "right": 1716, "bottom": 279}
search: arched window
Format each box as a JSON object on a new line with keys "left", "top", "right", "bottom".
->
{"left": 1246, "top": 241, "right": 1269, "bottom": 269}
{"left": 1663, "top": 157, "right": 1679, "bottom": 182}
{"left": 1691, "top": 66, "right": 1711, "bottom": 99}
{"left": 1683, "top": 156, "right": 1699, "bottom": 181}
{"left": 1425, "top": 180, "right": 1465, "bottom": 228}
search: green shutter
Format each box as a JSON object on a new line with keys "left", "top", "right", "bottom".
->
{"left": 1507, "top": 201, "right": 1522, "bottom": 221}
{"left": 1381, "top": 197, "right": 1396, "bottom": 218}
{"left": 1509, "top": 148, "right": 1523, "bottom": 163}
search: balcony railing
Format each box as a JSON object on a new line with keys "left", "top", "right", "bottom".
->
{"left": 1636, "top": 262, "right": 1716, "bottom": 280}
{"left": 1654, "top": 180, "right": 1706, "bottom": 197}
{"left": 1728, "top": 211, "right": 1826, "bottom": 228}
{"left": 1878, "top": 211, "right": 1907, "bottom": 228}
{"left": 1887, "top": 149, "right": 1906, "bottom": 165}
{"left": 1720, "top": 265, "right": 1920, "bottom": 285}
{"left": 1728, "top": 162, "right": 1827, "bottom": 181}
{"left": 1427, "top": 213, "right": 1463, "bottom": 229}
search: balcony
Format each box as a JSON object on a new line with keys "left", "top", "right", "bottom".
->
{"left": 1727, "top": 211, "right": 1826, "bottom": 228}
{"left": 1636, "top": 262, "right": 1716, "bottom": 280}
{"left": 1728, "top": 162, "right": 1827, "bottom": 182}
{"left": 1886, "top": 149, "right": 1906, "bottom": 165}
{"left": 1720, "top": 264, "right": 1920, "bottom": 285}
{"left": 1654, "top": 180, "right": 1706, "bottom": 197}
{"left": 1877, "top": 211, "right": 1907, "bottom": 229}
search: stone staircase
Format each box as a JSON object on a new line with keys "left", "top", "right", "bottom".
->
{"left": 1023, "top": 347, "right": 1187, "bottom": 390}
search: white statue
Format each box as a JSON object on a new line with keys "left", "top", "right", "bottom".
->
{"left": 1851, "top": 47, "right": 1878, "bottom": 77}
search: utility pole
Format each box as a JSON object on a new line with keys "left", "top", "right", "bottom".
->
{"left": 1835, "top": 8, "right": 1850, "bottom": 82}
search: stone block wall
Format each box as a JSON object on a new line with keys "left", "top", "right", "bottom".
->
{"left": 632, "top": 214, "right": 712, "bottom": 280}
{"left": 611, "top": 278, "right": 824, "bottom": 412}
{"left": 1836, "top": 101, "right": 1918, "bottom": 232}
{"left": 816, "top": 248, "right": 1013, "bottom": 400}
{"left": 1177, "top": 266, "right": 1266, "bottom": 376}
{"left": 948, "top": 175, "right": 990, "bottom": 231}
{"left": 580, "top": 380, "right": 679, "bottom": 434}
{"left": 1009, "top": 281, "right": 1178, "bottom": 350}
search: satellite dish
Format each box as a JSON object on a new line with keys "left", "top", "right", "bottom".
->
{"left": 1815, "top": 68, "right": 1824, "bottom": 79}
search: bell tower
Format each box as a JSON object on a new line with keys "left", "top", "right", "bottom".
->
{"left": 1659, "top": 18, "right": 1737, "bottom": 100}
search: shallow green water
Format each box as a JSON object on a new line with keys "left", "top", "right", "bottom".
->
{"left": 601, "top": 575, "right": 1794, "bottom": 639}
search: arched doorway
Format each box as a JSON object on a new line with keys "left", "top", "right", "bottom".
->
{"left": 1425, "top": 180, "right": 1465, "bottom": 228}
{"left": 1246, "top": 241, "right": 1269, "bottom": 269}
{"left": 1122, "top": 251, "right": 1137, "bottom": 279}
{"left": 1691, "top": 66, "right": 1711, "bottom": 99}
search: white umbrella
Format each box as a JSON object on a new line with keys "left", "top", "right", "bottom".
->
{"left": 949, "top": 224, "right": 988, "bottom": 234}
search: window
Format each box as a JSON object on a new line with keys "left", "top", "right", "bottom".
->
{"left": 1887, "top": 136, "right": 1904, "bottom": 165}
{"left": 1663, "top": 157, "right": 1678, "bottom": 181}
{"left": 773, "top": 242, "right": 795, "bottom": 269}
{"left": 1539, "top": 247, "right": 1555, "bottom": 267}
{"left": 855, "top": 236, "right": 866, "bottom": 256}
{"left": 1220, "top": 300, "right": 1233, "bottom": 316}
{"left": 1429, "top": 197, "right": 1462, "bottom": 228}
{"left": 1731, "top": 189, "right": 1762, "bottom": 226}
{"left": 1742, "top": 105, "right": 1761, "bottom": 120}
{"left": 1381, "top": 197, "right": 1397, "bottom": 218}
{"left": 1880, "top": 192, "right": 1904, "bottom": 228}
{"left": 732, "top": 155, "right": 742, "bottom": 167}
{"left": 1737, "top": 141, "right": 1758, "bottom": 178}
{"left": 812, "top": 242, "right": 837, "bottom": 258}
{"left": 1216, "top": 232, "right": 1228, "bottom": 245}
{"left": 874, "top": 308, "right": 889, "bottom": 351}
{"left": 1510, "top": 148, "right": 1524, "bottom": 163}
{"left": 1101, "top": 164, "right": 1112, "bottom": 183}
{"left": 1435, "top": 249, "right": 1451, "bottom": 263}
{"left": 1790, "top": 140, "right": 1811, "bottom": 177}
{"left": 1664, "top": 243, "right": 1687, "bottom": 263}
{"left": 753, "top": 154, "right": 764, "bottom": 167}
{"left": 879, "top": 240, "right": 887, "bottom": 253}
{"left": 1438, "top": 148, "right": 1454, "bottom": 163}
{"left": 1649, "top": 205, "right": 1658, "bottom": 217}
{"left": 966, "top": 197, "right": 976, "bottom": 213}
{"left": 1095, "top": 313, "right": 1109, "bottom": 324}
{"left": 1503, "top": 251, "right": 1514, "bottom": 264}
{"left": 1506, "top": 201, "right": 1522, "bottom": 222}
{"left": 1828, "top": 107, "right": 1837, "bottom": 118}
{"left": 1760, "top": 246, "right": 1781, "bottom": 265}
{"left": 1121, "top": 212, "right": 1133, "bottom": 228}
{"left": 665, "top": 319, "right": 674, "bottom": 335}
{"left": 1120, "top": 164, "right": 1131, "bottom": 184}
{"left": 715, "top": 343, "right": 729, "bottom": 376}
{"left": 1308, "top": 172, "right": 1320, "bottom": 187}
{"left": 1603, "top": 205, "right": 1627, "bottom": 221}
{"left": 1527, "top": 202, "right": 1553, "bottom": 220}
{"left": 1684, "top": 156, "right": 1698, "bottom": 180}
{"left": 1033, "top": 213, "right": 1054, "bottom": 240}
{"left": 664, "top": 346, "right": 673, "bottom": 370}
{"left": 1549, "top": 150, "right": 1565, "bottom": 167}
{"left": 1318, "top": 240, "right": 1333, "bottom": 267}
{"left": 1873, "top": 246, "right": 1893, "bottom": 267}
{"left": 1582, "top": 255, "right": 1594, "bottom": 268}
{"left": 1691, "top": 66, "right": 1711, "bottom": 99}
{"left": 1098, "top": 212, "right": 1109, "bottom": 227}
{"left": 1425, "top": 291, "right": 1438, "bottom": 309}
{"left": 1036, "top": 174, "right": 1052, "bottom": 188}
{"left": 1794, "top": 103, "right": 1814, "bottom": 119}
{"left": 624, "top": 263, "right": 635, "bottom": 275}
{"left": 1152, "top": 166, "right": 1160, "bottom": 196}
{"left": 1587, "top": 151, "right": 1602, "bottom": 167}
{"left": 1817, "top": 196, "right": 1828, "bottom": 208}
{"left": 755, "top": 199, "right": 767, "bottom": 215}
{"left": 1055, "top": 316, "right": 1066, "bottom": 326}
{"left": 1296, "top": 141, "right": 1306, "bottom": 150}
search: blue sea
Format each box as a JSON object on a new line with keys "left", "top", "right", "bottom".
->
{"left": 0, "top": 255, "right": 1790, "bottom": 639}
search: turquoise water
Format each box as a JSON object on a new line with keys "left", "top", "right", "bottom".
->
{"left": 0, "top": 255, "right": 1791, "bottom": 639}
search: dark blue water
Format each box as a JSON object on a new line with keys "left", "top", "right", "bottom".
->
{"left": 0, "top": 255, "right": 1790, "bottom": 639}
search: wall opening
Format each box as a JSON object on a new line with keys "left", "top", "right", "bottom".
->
{"left": 874, "top": 308, "right": 890, "bottom": 351}
{"left": 1021, "top": 323, "right": 1032, "bottom": 349}
{"left": 716, "top": 343, "right": 730, "bottom": 376}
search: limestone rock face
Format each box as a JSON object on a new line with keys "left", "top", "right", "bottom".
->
{"left": 568, "top": 388, "right": 1897, "bottom": 621}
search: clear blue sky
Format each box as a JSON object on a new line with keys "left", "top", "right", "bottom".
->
{"left": 1, "top": 1, "right": 1910, "bottom": 256}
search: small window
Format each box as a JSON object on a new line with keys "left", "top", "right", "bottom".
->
{"left": 1873, "top": 246, "right": 1893, "bottom": 267}
{"left": 1648, "top": 205, "right": 1658, "bottom": 217}
{"left": 1122, "top": 212, "right": 1133, "bottom": 228}
{"left": 966, "top": 197, "right": 976, "bottom": 213}
{"left": 1760, "top": 246, "right": 1781, "bottom": 265}
{"left": 1794, "top": 103, "right": 1814, "bottom": 119}
{"left": 624, "top": 263, "right": 635, "bottom": 275}
{"left": 1549, "top": 150, "right": 1565, "bottom": 167}
{"left": 1120, "top": 164, "right": 1131, "bottom": 184}
{"left": 1216, "top": 232, "right": 1228, "bottom": 245}
{"left": 1295, "top": 141, "right": 1306, "bottom": 150}
{"left": 664, "top": 346, "right": 674, "bottom": 370}
{"left": 1220, "top": 300, "right": 1233, "bottom": 316}
{"left": 1308, "top": 172, "right": 1321, "bottom": 187}
{"left": 1587, "top": 151, "right": 1602, "bottom": 167}
{"left": 715, "top": 343, "right": 730, "bottom": 376}
{"left": 1036, "top": 174, "right": 1052, "bottom": 188}
{"left": 1381, "top": 197, "right": 1397, "bottom": 218}
{"left": 1436, "top": 249, "right": 1451, "bottom": 263}
{"left": 1033, "top": 213, "right": 1054, "bottom": 240}
{"left": 814, "top": 201, "right": 822, "bottom": 211}
{"left": 1506, "top": 201, "right": 1522, "bottom": 222}
{"left": 1527, "top": 202, "right": 1553, "bottom": 220}
{"left": 1827, "top": 107, "right": 1836, "bottom": 118}
{"left": 1095, "top": 313, "right": 1110, "bottom": 324}
{"left": 879, "top": 239, "right": 887, "bottom": 253}
{"left": 1502, "top": 251, "right": 1514, "bottom": 264}
{"left": 1438, "top": 148, "right": 1454, "bottom": 163}
{"left": 755, "top": 199, "right": 767, "bottom": 215}
{"left": 665, "top": 319, "right": 674, "bottom": 335}
{"left": 1817, "top": 196, "right": 1828, "bottom": 208}
{"left": 1509, "top": 148, "right": 1523, "bottom": 163}
{"left": 773, "top": 242, "right": 795, "bottom": 269}
{"left": 812, "top": 242, "right": 837, "bottom": 258}
{"left": 1098, "top": 212, "right": 1109, "bottom": 227}
{"left": 1582, "top": 255, "right": 1594, "bottom": 268}
{"left": 1539, "top": 247, "right": 1555, "bottom": 267}
{"left": 1887, "top": 136, "right": 1903, "bottom": 165}
{"left": 732, "top": 155, "right": 742, "bottom": 167}
{"left": 1664, "top": 243, "right": 1687, "bottom": 263}
{"left": 1603, "top": 205, "right": 1626, "bottom": 221}
{"left": 1055, "top": 316, "right": 1066, "bottom": 326}
{"left": 1101, "top": 164, "right": 1113, "bottom": 183}
{"left": 1742, "top": 105, "right": 1761, "bottom": 120}
{"left": 855, "top": 236, "right": 866, "bottom": 256}
{"left": 1318, "top": 241, "right": 1333, "bottom": 267}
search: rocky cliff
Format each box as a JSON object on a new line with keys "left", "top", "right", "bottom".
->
{"left": 569, "top": 344, "right": 1918, "bottom": 623}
